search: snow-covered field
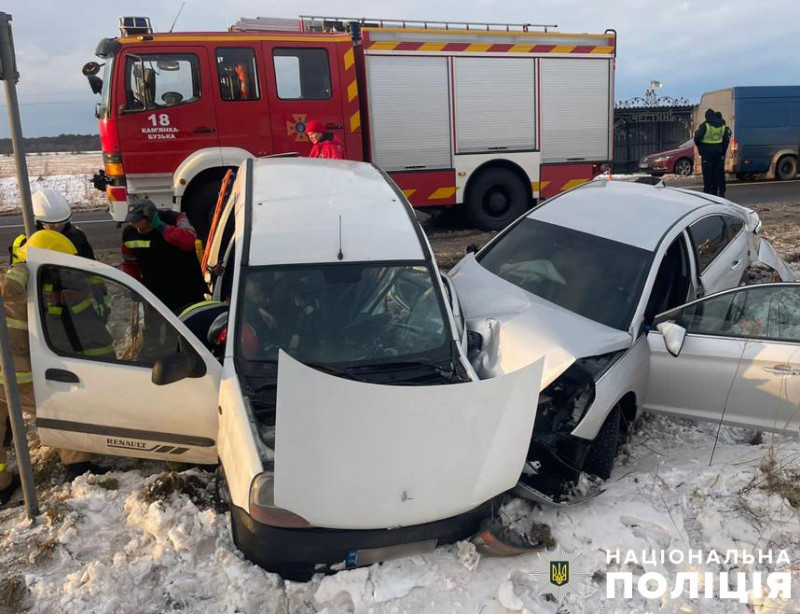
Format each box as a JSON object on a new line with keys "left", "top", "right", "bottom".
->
{"left": 0, "top": 153, "right": 104, "bottom": 213}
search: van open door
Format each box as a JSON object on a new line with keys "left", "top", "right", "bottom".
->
{"left": 25, "top": 249, "right": 221, "bottom": 464}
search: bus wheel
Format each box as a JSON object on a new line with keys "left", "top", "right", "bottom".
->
{"left": 775, "top": 155, "right": 797, "bottom": 181}
{"left": 184, "top": 179, "right": 222, "bottom": 242}
{"left": 465, "top": 168, "right": 528, "bottom": 231}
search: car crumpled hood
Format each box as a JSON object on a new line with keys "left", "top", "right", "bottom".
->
{"left": 450, "top": 255, "right": 633, "bottom": 388}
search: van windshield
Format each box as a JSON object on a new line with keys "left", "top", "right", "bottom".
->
{"left": 235, "top": 263, "right": 452, "bottom": 375}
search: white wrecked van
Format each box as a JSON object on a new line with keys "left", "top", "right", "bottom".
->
{"left": 24, "top": 158, "right": 541, "bottom": 578}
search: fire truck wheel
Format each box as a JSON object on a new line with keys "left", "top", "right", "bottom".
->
{"left": 465, "top": 168, "right": 528, "bottom": 231}
{"left": 184, "top": 179, "right": 222, "bottom": 242}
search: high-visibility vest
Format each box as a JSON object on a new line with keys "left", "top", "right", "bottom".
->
{"left": 701, "top": 123, "right": 726, "bottom": 145}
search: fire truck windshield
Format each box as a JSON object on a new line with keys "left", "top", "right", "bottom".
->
{"left": 97, "top": 57, "right": 115, "bottom": 119}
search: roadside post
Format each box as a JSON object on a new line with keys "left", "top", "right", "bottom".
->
{"left": 0, "top": 11, "right": 39, "bottom": 518}
{"left": 0, "top": 292, "right": 38, "bottom": 518}
{"left": 0, "top": 11, "right": 36, "bottom": 237}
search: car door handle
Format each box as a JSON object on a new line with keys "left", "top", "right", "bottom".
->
{"left": 193, "top": 127, "right": 216, "bottom": 134}
{"left": 730, "top": 260, "right": 741, "bottom": 269}
{"left": 764, "top": 364, "right": 800, "bottom": 376}
{"left": 45, "top": 368, "right": 80, "bottom": 383}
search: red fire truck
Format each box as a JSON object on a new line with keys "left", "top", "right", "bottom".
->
{"left": 84, "top": 15, "right": 616, "bottom": 235}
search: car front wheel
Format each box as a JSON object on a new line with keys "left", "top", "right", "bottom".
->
{"left": 583, "top": 405, "right": 621, "bottom": 480}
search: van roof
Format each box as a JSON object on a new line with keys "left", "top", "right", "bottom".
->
{"left": 244, "top": 158, "right": 426, "bottom": 266}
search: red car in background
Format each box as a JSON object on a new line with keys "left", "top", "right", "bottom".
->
{"left": 639, "top": 138, "right": 695, "bottom": 176}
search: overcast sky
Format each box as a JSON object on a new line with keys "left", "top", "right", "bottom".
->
{"left": 1, "top": 0, "right": 799, "bottom": 138}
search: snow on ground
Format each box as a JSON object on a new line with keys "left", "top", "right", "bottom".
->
{"left": 1, "top": 416, "right": 798, "bottom": 613}
{"left": 0, "top": 153, "right": 105, "bottom": 213}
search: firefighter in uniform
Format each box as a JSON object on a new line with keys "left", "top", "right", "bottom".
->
{"left": 121, "top": 199, "right": 208, "bottom": 314}
{"left": 305, "top": 119, "right": 345, "bottom": 160}
{"left": 0, "top": 230, "right": 112, "bottom": 504}
{"left": 9, "top": 189, "right": 96, "bottom": 264}
{"left": 9, "top": 189, "right": 108, "bottom": 318}
{"left": 694, "top": 108, "right": 731, "bottom": 198}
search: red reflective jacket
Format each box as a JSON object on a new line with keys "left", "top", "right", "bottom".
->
{"left": 309, "top": 136, "right": 345, "bottom": 160}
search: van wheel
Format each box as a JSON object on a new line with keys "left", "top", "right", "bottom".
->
{"left": 775, "top": 155, "right": 797, "bottom": 181}
{"left": 184, "top": 179, "right": 223, "bottom": 242}
{"left": 674, "top": 158, "right": 693, "bottom": 176}
{"left": 465, "top": 168, "right": 528, "bottom": 231}
{"left": 583, "top": 405, "right": 621, "bottom": 480}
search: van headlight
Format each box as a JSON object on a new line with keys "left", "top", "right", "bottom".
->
{"left": 249, "top": 472, "right": 311, "bottom": 528}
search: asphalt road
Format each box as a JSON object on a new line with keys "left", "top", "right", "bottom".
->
{"left": 0, "top": 178, "right": 797, "bottom": 254}
{"left": 669, "top": 177, "right": 800, "bottom": 206}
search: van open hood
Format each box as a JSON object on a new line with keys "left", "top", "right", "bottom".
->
{"left": 273, "top": 351, "right": 542, "bottom": 530}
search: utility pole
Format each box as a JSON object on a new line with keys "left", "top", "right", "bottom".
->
{"left": 0, "top": 12, "right": 39, "bottom": 519}
{"left": 0, "top": 12, "right": 36, "bottom": 237}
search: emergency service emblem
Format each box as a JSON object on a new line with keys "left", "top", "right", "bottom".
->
{"left": 529, "top": 545, "right": 591, "bottom": 601}
{"left": 286, "top": 113, "right": 309, "bottom": 142}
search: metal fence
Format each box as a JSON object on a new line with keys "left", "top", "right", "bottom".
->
{"left": 613, "top": 105, "right": 694, "bottom": 173}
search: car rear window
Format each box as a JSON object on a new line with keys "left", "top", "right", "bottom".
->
{"left": 477, "top": 219, "right": 652, "bottom": 330}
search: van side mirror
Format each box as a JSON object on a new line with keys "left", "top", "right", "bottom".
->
{"left": 465, "top": 244, "right": 479, "bottom": 254}
{"left": 656, "top": 322, "right": 687, "bottom": 357}
{"left": 467, "top": 330, "right": 483, "bottom": 358}
{"left": 152, "top": 352, "right": 206, "bottom": 385}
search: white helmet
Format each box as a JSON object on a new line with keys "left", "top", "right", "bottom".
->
{"left": 32, "top": 188, "right": 72, "bottom": 224}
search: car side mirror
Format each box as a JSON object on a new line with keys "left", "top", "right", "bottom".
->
{"left": 152, "top": 352, "right": 206, "bottom": 386}
{"left": 656, "top": 322, "right": 687, "bottom": 357}
{"left": 466, "top": 330, "right": 483, "bottom": 358}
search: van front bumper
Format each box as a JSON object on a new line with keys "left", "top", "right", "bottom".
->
{"left": 230, "top": 501, "right": 492, "bottom": 580}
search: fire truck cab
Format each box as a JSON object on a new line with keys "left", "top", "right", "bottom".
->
{"left": 85, "top": 16, "right": 616, "bottom": 235}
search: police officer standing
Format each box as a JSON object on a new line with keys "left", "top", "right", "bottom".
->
{"left": 694, "top": 108, "right": 732, "bottom": 198}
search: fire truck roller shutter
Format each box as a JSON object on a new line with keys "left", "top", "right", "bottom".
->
{"left": 539, "top": 59, "right": 612, "bottom": 163}
{"left": 366, "top": 56, "right": 452, "bottom": 171}
{"left": 454, "top": 57, "right": 536, "bottom": 154}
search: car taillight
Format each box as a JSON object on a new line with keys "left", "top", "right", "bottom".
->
{"left": 249, "top": 472, "right": 311, "bottom": 528}
{"left": 103, "top": 152, "right": 125, "bottom": 178}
